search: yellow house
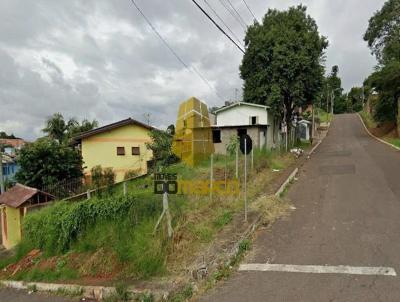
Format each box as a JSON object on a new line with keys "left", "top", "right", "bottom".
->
{"left": 0, "top": 184, "right": 54, "bottom": 250}
{"left": 74, "top": 118, "right": 154, "bottom": 182}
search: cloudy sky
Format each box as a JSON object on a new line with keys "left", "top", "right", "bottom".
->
{"left": 0, "top": 0, "right": 385, "bottom": 140}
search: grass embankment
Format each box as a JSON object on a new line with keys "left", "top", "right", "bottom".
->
{"left": 359, "top": 109, "right": 377, "bottom": 129}
{"left": 0, "top": 148, "right": 296, "bottom": 284}
{"left": 359, "top": 109, "right": 400, "bottom": 148}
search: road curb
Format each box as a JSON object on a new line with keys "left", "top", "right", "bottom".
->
{"left": 0, "top": 280, "right": 166, "bottom": 301}
{"left": 357, "top": 113, "right": 400, "bottom": 152}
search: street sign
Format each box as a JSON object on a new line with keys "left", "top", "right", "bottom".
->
{"left": 240, "top": 134, "right": 252, "bottom": 155}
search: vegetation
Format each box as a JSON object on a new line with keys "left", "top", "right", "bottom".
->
{"left": 0, "top": 131, "right": 18, "bottom": 139}
{"left": 91, "top": 165, "right": 116, "bottom": 189}
{"left": 1, "top": 147, "right": 296, "bottom": 283}
{"left": 15, "top": 137, "right": 83, "bottom": 189}
{"left": 43, "top": 113, "right": 98, "bottom": 143}
{"left": 363, "top": 0, "right": 400, "bottom": 128}
{"left": 240, "top": 5, "right": 328, "bottom": 129}
{"left": 146, "top": 129, "right": 178, "bottom": 168}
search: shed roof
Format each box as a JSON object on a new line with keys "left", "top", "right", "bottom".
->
{"left": 0, "top": 184, "right": 54, "bottom": 208}
{"left": 214, "top": 102, "right": 270, "bottom": 114}
{"left": 73, "top": 118, "right": 154, "bottom": 141}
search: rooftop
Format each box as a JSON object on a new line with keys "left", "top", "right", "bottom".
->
{"left": 0, "top": 184, "right": 54, "bottom": 208}
{"left": 73, "top": 118, "right": 154, "bottom": 141}
{"left": 214, "top": 102, "right": 270, "bottom": 114}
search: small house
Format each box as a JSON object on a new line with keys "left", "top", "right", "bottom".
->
{"left": 2, "top": 154, "right": 19, "bottom": 182}
{"left": 74, "top": 118, "right": 154, "bottom": 182}
{"left": 212, "top": 102, "right": 278, "bottom": 154}
{"left": 0, "top": 184, "right": 54, "bottom": 249}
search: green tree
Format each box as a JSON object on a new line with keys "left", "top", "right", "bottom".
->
{"left": 365, "top": 61, "right": 400, "bottom": 122}
{"left": 363, "top": 0, "right": 400, "bottom": 64}
{"left": 43, "top": 113, "right": 67, "bottom": 143}
{"left": 15, "top": 138, "right": 83, "bottom": 189}
{"left": 43, "top": 113, "right": 98, "bottom": 143}
{"left": 146, "top": 129, "right": 178, "bottom": 168}
{"left": 348, "top": 87, "right": 365, "bottom": 112}
{"left": 240, "top": 5, "right": 328, "bottom": 126}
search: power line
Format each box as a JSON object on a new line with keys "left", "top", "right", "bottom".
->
{"left": 129, "top": 0, "right": 223, "bottom": 101}
{"left": 203, "top": 0, "right": 244, "bottom": 48}
{"left": 241, "top": 0, "right": 258, "bottom": 22}
{"left": 218, "top": 0, "right": 246, "bottom": 30}
{"left": 191, "top": 0, "right": 245, "bottom": 54}
{"left": 225, "top": 0, "right": 248, "bottom": 28}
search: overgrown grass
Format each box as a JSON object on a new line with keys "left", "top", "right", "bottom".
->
{"left": 359, "top": 109, "right": 377, "bottom": 129}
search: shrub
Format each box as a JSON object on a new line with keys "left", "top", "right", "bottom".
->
{"left": 22, "top": 193, "right": 162, "bottom": 255}
{"left": 124, "top": 169, "right": 141, "bottom": 180}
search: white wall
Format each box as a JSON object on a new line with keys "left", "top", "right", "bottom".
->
{"left": 216, "top": 105, "right": 269, "bottom": 126}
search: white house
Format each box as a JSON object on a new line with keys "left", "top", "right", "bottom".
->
{"left": 212, "top": 102, "right": 278, "bottom": 154}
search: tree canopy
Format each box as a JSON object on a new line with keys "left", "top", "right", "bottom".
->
{"left": 43, "top": 113, "right": 98, "bottom": 143}
{"left": 15, "top": 137, "right": 83, "bottom": 189}
{"left": 363, "top": 0, "right": 400, "bottom": 64}
{"left": 240, "top": 5, "right": 328, "bottom": 126}
{"left": 364, "top": 0, "right": 400, "bottom": 123}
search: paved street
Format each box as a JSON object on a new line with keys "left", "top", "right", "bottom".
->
{"left": 0, "top": 288, "right": 74, "bottom": 302}
{"left": 200, "top": 114, "right": 400, "bottom": 301}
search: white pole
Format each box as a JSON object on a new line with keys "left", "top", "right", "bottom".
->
{"left": 235, "top": 145, "right": 239, "bottom": 179}
{"left": 123, "top": 181, "right": 127, "bottom": 196}
{"left": 244, "top": 138, "right": 247, "bottom": 222}
{"left": 210, "top": 154, "right": 213, "bottom": 201}
{"left": 251, "top": 147, "right": 254, "bottom": 170}
{"left": 164, "top": 191, "right": 173, "bottom": 238}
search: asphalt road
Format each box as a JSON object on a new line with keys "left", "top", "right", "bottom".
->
{"left": 200, "top": 114, "right": 400, "bottom": 302}
{"left": 0, "top": 288, "right": 75, "bottom": 302}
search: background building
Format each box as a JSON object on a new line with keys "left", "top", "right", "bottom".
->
{"left": 212, "top": 102, "right": 278, "bottom": 154}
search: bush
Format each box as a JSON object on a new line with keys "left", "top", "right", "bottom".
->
{"left": 91, "top": 165, "right": 116, "bottom": 189}
{"left": 22, "top": 193, "right": 162, "bottom": 255}
{"left": 124, "top": 169, "right": 141, "bottom": 180}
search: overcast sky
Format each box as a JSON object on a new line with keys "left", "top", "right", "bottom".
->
{"left": 0, "top": 0, "right": 385, "bottom": 140}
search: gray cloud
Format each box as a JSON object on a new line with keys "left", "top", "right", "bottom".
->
{"left": 0, "top": 0, "right": 385, "bottom": 140}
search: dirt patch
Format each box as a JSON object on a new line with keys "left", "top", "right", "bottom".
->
{"left": 1, "top": 249, "right": 41, "bottom": 277}
{"left": 369, "top": 121, "right": 396, "bottom": 137}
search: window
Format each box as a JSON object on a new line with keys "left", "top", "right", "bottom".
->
{"left": 212, "top": 129, "right": 222, "bottom": 143}
{"left": 132, "top": 147, "right": 140, "bottom": 155}
{"left": 250, "top": 116, "right": 258, "bottom": 125}
{"left": 117, "top": 147, "right": 125, "bottom": 156}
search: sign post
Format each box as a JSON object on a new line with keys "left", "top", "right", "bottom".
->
{"left": 210, "top": 154, "right": 214, "bottom": 201}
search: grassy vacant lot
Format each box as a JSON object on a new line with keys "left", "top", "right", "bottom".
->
{"left": 0, "top": 148, "right": 296, "bottom": 285}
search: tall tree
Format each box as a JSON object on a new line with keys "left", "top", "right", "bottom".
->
{"left": 240, "top": 5, "right": 328, "bottom": 127}
{"left": 43, "top": 113, "right": 98, "bottom": 143}
{"left": 363, "top": 0, "right": 400, "bottom": 64}
{"left": 43, "top": 113, "right": 67, "bottom": 143}
{"left": 326, "top": 65, "right": 344, "bottom": 114}
{"left": 364, "top": 0, "right": 400, "bottom": 130}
